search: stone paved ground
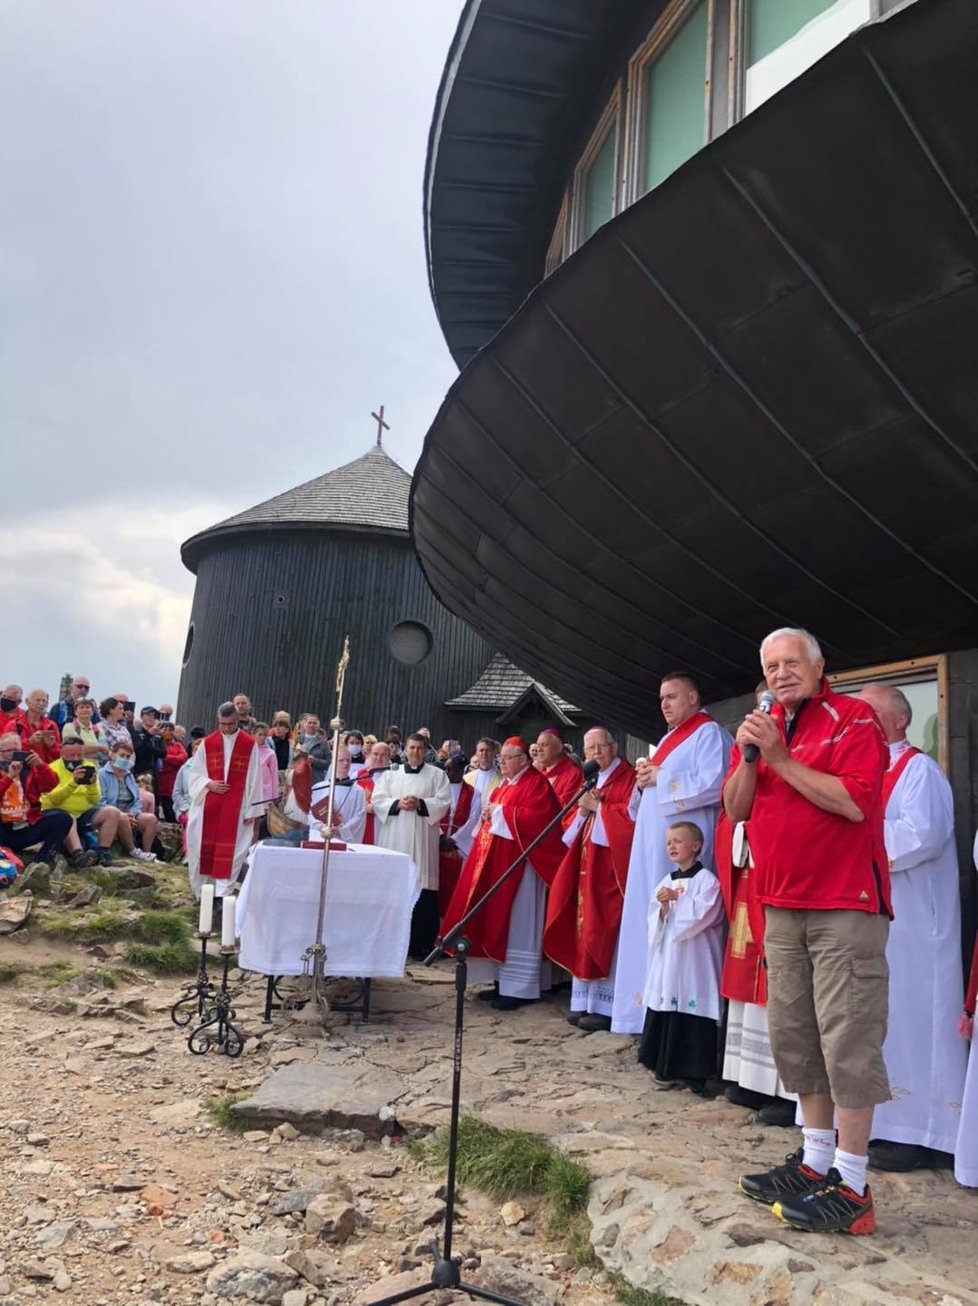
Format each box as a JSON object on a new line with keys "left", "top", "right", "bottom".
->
{"left": 1, "top": 935, "right": 977, "bottom": 1306}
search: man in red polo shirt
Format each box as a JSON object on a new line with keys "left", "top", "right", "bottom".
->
{"left": 726, "top": 627, "right": 889, "bottom": 1235}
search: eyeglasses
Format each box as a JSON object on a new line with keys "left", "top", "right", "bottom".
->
{"left": 75, "top": 684, "right": 90, "bottom": 691}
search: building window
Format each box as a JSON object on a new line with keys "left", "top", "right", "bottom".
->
{"left": 182, "top": 622, "right": 195, "bottom": 667}
{"left": 743, "top": 0, "right": 874, "bottom": 115}
{"left": 388, "top": 620, "right": 433, "bottom": 666}
{"left": 570, "top": 92, "right": 620, "bottom": 250}
{"left": 639, "top": 0, "right": 710, "bottom": 195}
{"left": 545, "top": 197, "right": 568, "bottom": 278}
{"left": 828, "top": 654, "right": 947, "bottom": 771}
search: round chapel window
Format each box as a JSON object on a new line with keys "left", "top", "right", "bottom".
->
{"left": 387, "top": 621, "right": 433, "bottom": 666}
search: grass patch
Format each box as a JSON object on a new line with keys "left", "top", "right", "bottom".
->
{"left": 40, "top": 961, "right": 81, "bottom": 988}
{"left": 39, "top": 907, "right": 131, "bottom": 942}
{"left": 0, "top": 962, "right": 22, "bottom": 983}
{"left": 204, "top": 1093, "right": 251, "bottom": 1132}
{"left": 412, "top": 1114, "right": 592, "bottom": 1215}
{"left": 123, "top": 911, "right": 196, "bottom": 972}
{"left": 609, "top": 1276, "right": 684, "bottom": 1306}
{"left": 565, "top": 1212, "right": 600, "bottom": 1268}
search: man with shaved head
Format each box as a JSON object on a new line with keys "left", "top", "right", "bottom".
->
{"left": 0, "top": 685, "right": 23, "bottom": 738}
{"left": 544, "top": 726, "right": 636, "bottom": 1031}
{"left": 858, "top": 682, "right": 965, "bottom": 1174}
{"left": 535, "top": 729, "right": 582, "bottom": 815}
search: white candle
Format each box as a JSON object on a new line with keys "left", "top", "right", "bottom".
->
{"left": 198, "top": 883, "right": 214, "bottom": 935}
{"left": 221, "top": 895, "right": 236, "bottom": 948}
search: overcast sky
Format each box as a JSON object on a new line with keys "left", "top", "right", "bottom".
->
{"left": 1, "top": 0, "right": 463, "bottom": 712}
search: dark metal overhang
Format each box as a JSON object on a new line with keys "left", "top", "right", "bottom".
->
{"left": 424, "top": 0, "right": 658, "bottom": 368}
{"left": 412, "top": 0, "right": 978, "bottom": 738}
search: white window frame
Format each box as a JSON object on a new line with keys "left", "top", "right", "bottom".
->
{"left": 569, "top": 89, "right": 621, "bottom": 252}
{"left": 828, "top": 652, "right": 949, "bottom": 774}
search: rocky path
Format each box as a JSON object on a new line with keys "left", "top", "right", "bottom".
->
{"left": 1, "top": 919, "right": 977, "bottom": 1306}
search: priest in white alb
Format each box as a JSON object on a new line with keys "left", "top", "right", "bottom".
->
{"left": 187, "top": 701, "right": 262, "bottom": 901}
{"left": 612, "top": 673, "right": 732, "bottom": 1036}
{"left": 858, "top": 684, "right": 967, "bottom": 1171}
{"left": 307, "top": 745, "right": 367, "bottom": 844}
{"left": 371, "top": 732, "right": 451, "bottom": 958}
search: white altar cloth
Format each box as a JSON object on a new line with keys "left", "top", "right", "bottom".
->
{"left": 236, "top": 843, "right": 420, "bottom": 978}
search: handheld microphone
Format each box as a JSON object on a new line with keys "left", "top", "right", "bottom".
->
{"left": 581, "top": 758, "right": 601, "bottom": 789}
{"left": 743, "top": 690, "right": 777, "bottom": 763}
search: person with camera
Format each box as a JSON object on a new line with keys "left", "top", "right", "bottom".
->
{"left": 0, "top": 732, "right": 91, "bottom": 874}
{"left": 15, "top": 688, "right": 62, "bottom": 765}
{"left": 132, "top": 706, "right": 166, "bottom": 787}
{"left": 39, "top": 735, "right": 104, "bottom": 868}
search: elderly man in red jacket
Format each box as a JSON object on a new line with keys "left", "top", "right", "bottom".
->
{"left": 727, "top": 627, "right": 889, "bottom": 1236}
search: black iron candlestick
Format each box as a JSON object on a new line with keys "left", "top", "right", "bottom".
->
{"left": 188, "top": 945, "right": 245, "bottom": 1057}
{"left": 170, "top": 931, "right": 217, "bottom": 1027}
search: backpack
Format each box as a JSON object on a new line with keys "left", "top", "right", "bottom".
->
{"left": 0, "top": 846, "right": 23, "bottom": 887}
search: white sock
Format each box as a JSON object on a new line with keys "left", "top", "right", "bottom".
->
{"left": 801, "top": 1127, "right": 835, "bottom": 1175}
{"left": 833, "top": 1148, "right": 868, "bottom": 1196}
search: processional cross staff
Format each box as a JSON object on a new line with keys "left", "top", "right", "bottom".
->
{"left": 297, "top": 635, "right": 351, "bottom": 1025}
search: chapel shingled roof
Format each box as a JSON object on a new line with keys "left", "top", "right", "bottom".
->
{"left": 181, "top": 446, "right": 411, "bottom": 571}
{"left": 446, "top": 653, "right": 581, "bottom": 720}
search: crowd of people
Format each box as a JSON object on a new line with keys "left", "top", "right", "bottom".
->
{"left": 5, "top": 641, "right": 978, "bottom": 1238}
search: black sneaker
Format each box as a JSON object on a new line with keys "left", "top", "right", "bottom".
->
{"left": 739, "top": 1148, "right": 824, "bottom": 1206}
{"left": 773, "top": 1167, "right": 875, "bottom": 1234}
{"left": 476, "top": 983, "right": 499, "bottom": 1002}
{"left": 69, "top": 850, "right": 97, "bottom": 870}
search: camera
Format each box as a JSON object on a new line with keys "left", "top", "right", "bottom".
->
{"left": 12, "top": 750, "right": 29, "bottom": 764}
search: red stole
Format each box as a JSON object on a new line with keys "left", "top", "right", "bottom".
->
{"left": 882, "top": 745, "right": 921, "bottom": 810}
{"left": 356, "top": 773, "right": 376, "bottom": 844}
{"left": 650, "top": 710, "right": 712, "bottom": 766}
{"left": 542, "top": 755, "right": 584, "bottom": 827}
{"left": 438, "top": 782, "right": 475, "bottom": 919}
{"left": 716, "top": 813, "right": 768, "bottom": 1004}
{"left": 199, "top": 729, "right": 255, "bottom": 879}
{"left": 543, "top": 759, "right": 636, "bottom": 980}
{"left": 440, "top": 766, "right": 565, "bottom": 963}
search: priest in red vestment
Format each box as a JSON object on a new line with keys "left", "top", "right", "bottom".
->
{"left": 544, "top": 726, "right": 636, "bottom": 1031}
{"left": 356, "top": 740, "right": 393, "bottom": 845}
{"left": 441, "top": 737, "right": 565, "bottom": 1011}
{"left": 186, "top": 702, "right": 262, "bottom": 900}
{"left": 535, "top": 729, "right": 583, "bottom": 822}
{"left": 438, "top": 754, "right": 478, "bottom": 921}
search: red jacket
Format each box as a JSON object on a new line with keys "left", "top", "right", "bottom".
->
{"left": 0, "top": 762, "right": 58, "bottom": 825}
{"left": 723, "top": 680, "right": 890, "bottom": 916}
{"left": 13, "top": 711, "right": 62, "bottom": 763}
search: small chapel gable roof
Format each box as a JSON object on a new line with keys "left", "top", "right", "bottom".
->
{"left": 181, "top": 446, "right": 411, "bottom": 571}
{"left": 446, "top": 653, "right": 580, "bottom": 725}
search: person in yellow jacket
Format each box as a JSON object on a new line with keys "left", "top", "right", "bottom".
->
{"left": 40, "top": 734, "right": 120, "bottom": 867}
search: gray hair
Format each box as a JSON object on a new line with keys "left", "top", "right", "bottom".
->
{"left": 865, "top": 682, "right": 913, "bottom": 726}
{"left": 217, "top": 701, "right": 237, "bottom": 719}
{"left": 759, "top": 627, "right": 823, "bottom": 667}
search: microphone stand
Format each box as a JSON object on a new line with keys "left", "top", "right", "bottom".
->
{"left": 368, "top": 765, "right": 600, "bottom": 1306}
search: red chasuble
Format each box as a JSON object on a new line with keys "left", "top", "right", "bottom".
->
{"left": 199, "top": 729, "right": 255, "bottom": 879}
{"left": 438, "top": 782, "right": 475, "bottom": 919}
{"left": 716, "top": 812, "right": 769, "bottom": 1004}
{"left": 542, "top": 755, "right": 584, "bottom": 826}
{"left": 356, "top": 773, "right": 376, "bottom": 844}
{"left": 440, "top": 765, "right": 565, "bottom": 963}
{"left": 543, "top": 759, "right": 636, "bottom": 981}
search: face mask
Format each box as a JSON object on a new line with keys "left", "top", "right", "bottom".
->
{"left": 348, "top": 744, "right": 362, "bottom": 756}
{"left": 0, "top": 697, "right": 18, "bottom": 713}
{"left": 113, "top": 756, "right": 133, "bottom": 771}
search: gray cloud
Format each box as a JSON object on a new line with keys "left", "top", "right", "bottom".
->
{"left": 2, "top": 0, "right": 462, "bottom": 709}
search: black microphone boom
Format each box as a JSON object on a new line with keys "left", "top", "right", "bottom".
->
{"left": 744, "top": 690, "right": 777, "bottom": 763}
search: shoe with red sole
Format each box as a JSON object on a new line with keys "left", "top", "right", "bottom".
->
{"left": 772, "top": 1168, "right": 875, "bottom": 1234}
{"left": 739, "top": 1148, "right": 824, "bottom": 1205}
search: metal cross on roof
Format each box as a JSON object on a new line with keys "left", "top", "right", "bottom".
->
{"left": 371, "top": 405, "right": 390, "bottom": 448}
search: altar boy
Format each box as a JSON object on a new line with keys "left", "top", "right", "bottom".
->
{"left": 638, "top": 821, "right": 725, "bottom": 1094}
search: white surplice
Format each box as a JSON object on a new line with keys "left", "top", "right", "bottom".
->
{"left": 308, "top": 778, "right": 366, "bottom": 845}
{"left": 872, "top": 744, "right": 966, "bottom": 1155}
{"left": 187, "top": 730, "right": 262, "bottom": 900}
{"left": 467, "top": 766, "right": 552, "bottom": 1000}
{"left": 371, "top": 763, "right": 451, "bottom": 890}
{"left": 956, "top": 836, "right": 978, "bottom": 1187}
{"left": 611, "top": 720, "right": 732, "bottom": 1034}
{"left": 723, "top": 1000, "right": 796, "bottom": 1099}
{"left": 643, "top": 866, "right": 725, "bottom": 1021}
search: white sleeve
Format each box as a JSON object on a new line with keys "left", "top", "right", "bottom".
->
{"left": 885, "top": 757, "right": 954, "bottom": 874}
{"left": 489, "top": 802, "right": 514, "bottom": 840}
{"left": 671, "top": 872, "right": 725, "bottom": 941}
{"left": 657, "top": 726, "right": 732, "bottom": 815}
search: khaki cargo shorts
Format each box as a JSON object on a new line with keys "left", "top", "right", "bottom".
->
{"left": 764, "top": 906, "right": 891, "bottom": 1109}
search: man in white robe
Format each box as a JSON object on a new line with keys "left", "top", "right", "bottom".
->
{"left": 612, "top": 674, "right": 732, "bottom": 1036}
{"left": 860, "top": 684, "right": 966, "bottom": 1170}
{"left": 308, "top": 746, "right": 366, "bottom": 845}
{"left": 464, "top": 737, "right": 501, "bottom": 803}
{"left": 372, "top": 732, "right": 451, "bottom": 957}
{"left": 187, "top": 702, "right": 262, "bottom": 901}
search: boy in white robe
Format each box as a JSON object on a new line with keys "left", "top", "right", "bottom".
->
{"left": 638, "top": 820, "right": 725, "bottom": 1095}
